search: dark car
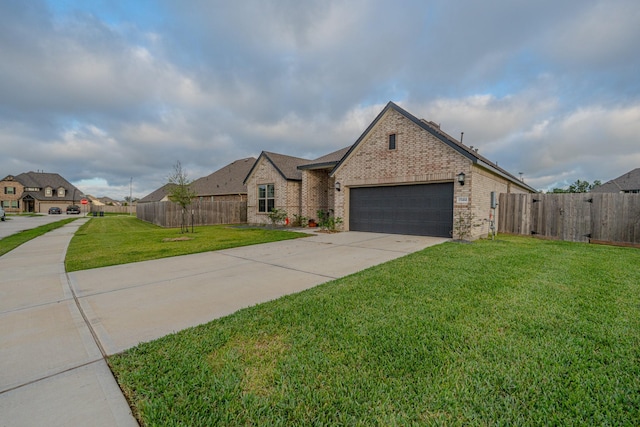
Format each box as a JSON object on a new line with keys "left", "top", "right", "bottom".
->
{"left": 49, "top": 207, "right": 62, "bottom": 215}
{"left": 66, "top": 205, "right": 81, "bottom": 215}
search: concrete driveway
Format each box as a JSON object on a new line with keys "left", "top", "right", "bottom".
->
{"left": 0, "top": 220, "right": 447, "bottom": 426}
{"left": 69, "top": 231, "right": 448, "bottom": 355}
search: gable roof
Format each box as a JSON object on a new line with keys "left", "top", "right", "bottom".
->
{"left": 138, "top": 183, "right": 176, "bottom": 203}
{"left": 330, "top": 101, "right": 536, "bottom": 192}
{"left": 13, "top": 171, "right": 83, "bottom": 201}
{"left": 244, "top": 151, "right": 309, "bottom": 184}
{"left": 190, "top": 157, "right": 255, "bottom": 196}
{"left": 298, "top": 146, "right": 352, "bottom": 170}
{"left": 591, "top": 168, "right": 640, "bottom": 193}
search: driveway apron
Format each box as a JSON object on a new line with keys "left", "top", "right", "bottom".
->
{"left": 1, "top": 220, "right": 447, "bottom": 426}
{"left": 0, "top": 219, "right": 137, "bottom": 427}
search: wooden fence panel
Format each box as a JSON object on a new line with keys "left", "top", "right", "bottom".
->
{"left": 90, "top": 205, "right": 136, "bottom": 214}
{"left": 136, "top": 201, "right": 247, "bottom": 228}
{"left": 591, "top": 193, "right": 640, "bottom": 244}
{"left": 499, "top": 193, "right": 640, "bottom": 246}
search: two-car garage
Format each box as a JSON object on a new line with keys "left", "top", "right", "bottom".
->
{"left": 348, "top": 182, "right": 454, "bottom": 237}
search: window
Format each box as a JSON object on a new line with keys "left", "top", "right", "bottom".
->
{"left": 4, "top": 187, "right": 15, "bottom": 194}
{"left": 388, "top": 133, "right": 397, "bottom": 150}
{"left": 45, "top": 187, "right": 52, "bottom": 197}
{"left": 58, "top": 187, "right": 66, "bottom": 197}
{"left": 258, "top": 184, "right": 275, "bottom": 213}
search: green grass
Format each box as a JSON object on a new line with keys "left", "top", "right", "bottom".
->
{"left": 0, "top": 218, "right": 77, "bottom": 257}
{"left": 109, "top": 236, "right": 640, "bottom": 426}
{"left": 65, "top": 216, "right": 308, "bottom": 272}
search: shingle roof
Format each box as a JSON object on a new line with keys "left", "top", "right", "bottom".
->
{"left": 330, "top": 102, "right": 536, "bottom": 192}
{"left": 14, "top": 172, "right": 83, "bottom": 201}
{"left": 298, "top": 146, "right": 352, "bottom": 170}
{"left": 591, "top": 168, "right": 640, "bottom": 193}
{"left": 190, "top": 157, "right": 255, "bottom": 196}
{"left": 244, "top": 151, "right": 310, "bottom": 183}
{"left": 138, "top": 184, "right": 176, "bottom": 203}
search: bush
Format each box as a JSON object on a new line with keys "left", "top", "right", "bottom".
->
{"left": 292, "top": 214, "right": 308, "bottom": 227}
{"left": 317, "top": 209, "right": 343, "bottom": 231}
{"left": 267, "top": 208, "right": 287, "bottom": 226}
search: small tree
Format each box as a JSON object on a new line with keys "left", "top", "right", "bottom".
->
{"left": 550, "top": 179, "right": 602, "bottom": 193}
{"left": 167, "top": 161, "right": 196, "bottom": 233}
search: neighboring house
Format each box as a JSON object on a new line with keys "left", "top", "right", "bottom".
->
{"left": 86, "top": 195, "right": 107, "bottom": 207}
{"left": 138, "top": 157, "right": 256, "bottom": 204}
{"left": 137, "top": 184, "right": 177, "bottom": 203}
{"left": 190, "top": 157, "right": 255, "bottom": 202}
{"left": 99, "top": 196, "right": 122, "bottom": 206}
{"left": 245, "top": 101, "right": 535, "bottom": 239}
{"left": 0, "top": 172, "right": 85, "bottom": 213}
{"left": 591, "top": 168, "right": 640, "bottom": 194}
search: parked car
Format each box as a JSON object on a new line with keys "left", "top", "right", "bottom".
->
{"left": 66, "top": 205, "right": 81, "bottom": 215}
{"left": 0, "top": 206, "right": 5, "bottom": 221}
{"left": 49, "top": 207, "right": 62, "bottom": 215}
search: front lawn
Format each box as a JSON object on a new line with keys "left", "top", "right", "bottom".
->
{"left": 109, "top": 236, "right": 640, "bottom": 425}
{"left": 65, "top": 216, "right": 308, "bottom": 272}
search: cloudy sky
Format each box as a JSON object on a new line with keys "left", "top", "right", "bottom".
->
{"left": 1, "top": 0, "right": 639, "bottom": 199}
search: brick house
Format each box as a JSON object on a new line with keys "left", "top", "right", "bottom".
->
{"left": 591, "top": 168, "right": 640, "bottom": 194}
{"left": 245, "top": 102, "right": 535, "bottom": 238}
{"left": 139, "top": 157, "right": 255, "bottom": 204}
{"left": 190, "top": 157, "right": 255, "bottom": 202}
{"left": 0, "top": 172, "right": 85, "bottom": 213}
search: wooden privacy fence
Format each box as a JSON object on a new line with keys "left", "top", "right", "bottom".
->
{"left": 499, "top": 193, "right": 640, "bottom": 246}
{"left": 137, "top": 200, "right": 247, "bottom": 228}
{"left": 90, "top": 205, "right": 136, "bottom": 214}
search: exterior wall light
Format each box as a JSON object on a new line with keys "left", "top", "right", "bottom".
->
{"left": 457, "top": 172, "right": 466, "bottom": 186}
{"left": 335, "top": 182, "right": 341, "bottom": 191}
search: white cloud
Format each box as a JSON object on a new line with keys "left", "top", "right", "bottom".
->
{"left": 1, "top": 0, "right": 639, "bottom": 199}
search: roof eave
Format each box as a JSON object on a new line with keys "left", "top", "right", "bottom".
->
{"left": 476, "top": 160, "right": 537, "bottom": 192}
{"left": 298, "top": 161, "right": 339, "bottom": 171}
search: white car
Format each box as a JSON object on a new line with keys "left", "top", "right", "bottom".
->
{"left": 0, "top": 206, "right": 5, "bottom": 221}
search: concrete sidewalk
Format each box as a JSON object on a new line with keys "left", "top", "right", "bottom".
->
{"left": 1, "top": 221, "right": 447, "bottom": 426}
{"left": 0, "top": 219, "right": 138, "bottom": 427}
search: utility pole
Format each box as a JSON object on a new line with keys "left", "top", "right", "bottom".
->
{"left": 129, "top": 177, "right": 133, "bottom": 216}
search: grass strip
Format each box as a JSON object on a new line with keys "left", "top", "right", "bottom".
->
{"left": 0, "top": 218, "right": 77, "bottom": 257}
{"left": 109, "top": 236, "right": 640, "bottom": 426}
{"left": 65, "top": 216, "right": 308, "bottom": 272}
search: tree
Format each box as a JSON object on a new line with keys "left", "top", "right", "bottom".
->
{"left": 167, "top": 161, "right": 197, "bottom": 233}
{"left": 550, "top": 179, "right": 601, "bottom": 194}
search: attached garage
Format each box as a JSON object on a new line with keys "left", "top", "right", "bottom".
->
{"left": 349, "top": 182, "right": 453, "bottom": 237}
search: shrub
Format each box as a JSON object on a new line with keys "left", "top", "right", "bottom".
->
{"left": 267, "top": 208, "right": 287, "bottom": 226}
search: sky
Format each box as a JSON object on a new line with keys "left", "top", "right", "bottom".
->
{"left": 1, "top": 0, "right": 639, "bottom": 199}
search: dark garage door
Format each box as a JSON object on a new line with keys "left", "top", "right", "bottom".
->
{"left": 349, "top": 183, "right": 453, "bottom": 237}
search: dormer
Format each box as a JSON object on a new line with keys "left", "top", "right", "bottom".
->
{"left": 57, "top": 187, "right": 66, "bottom": 197}
{"left": 45, "top": 186, "right": 53, "bottom": 197}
